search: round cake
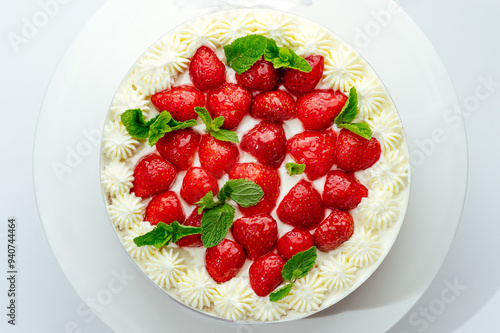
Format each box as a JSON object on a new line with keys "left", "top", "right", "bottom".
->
{"left": 100, "top": 9, "right": 410, "bottom": 323}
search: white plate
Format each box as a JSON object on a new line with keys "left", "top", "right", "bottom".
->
{"left": 33, "top": 0, "right": 467, "bottom": 332}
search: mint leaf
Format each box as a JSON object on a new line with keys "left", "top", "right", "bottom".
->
{"left": 224, "top": 35, "right": 268, "bottom": 74}
{"left": 281, "top": 246, "right": 317, "bottom": 281}
{"left": 286, "top": 163, "right": 306, "bottom": 176}
{"left": 266, "top": 47, "right": 312, "bottom": 72}
{"left": 133, "top": 222, "right": 201, "bottom": 248}
{"left": 269, "top": 282, "right": 294, "bottom": 302}
{"left": 338, "top": 122, "right": 372, "bottom": 140}
{"left": 121, "top": 109, "right": 156, "bottom": 139}
{"left": 264, "top": 38, "right": 280, "bottom": 62}
{"left": 148, "top": 111, "right": 172, "bottom": 146}
{"left": 195, "top": 107, "right": 239, "bottom": 143}
{"left": 169, "top": 221, "right": 202, "bottom": 243}
{"left": 201, "top": 203, "right": 235, "bottom": 248}
{"left": 209, "top": 129, "right": 239, "bottom": 143}
{"left": 196, "top": 191, "right": 222, "bottom": 213}
{"left": 195, "top": 107, "right": 212, "bottom": 129}
{"left": 220, "top": 179, "right": 264, "bottom": 208}
{"left": 169, "top": 118, "right": 197, "bottom": 132}
{"left": 211, "top": 116, "right": 225, "bottom": 131}
{"left": 335, "top": 87, "right": 359, "bottom": 125}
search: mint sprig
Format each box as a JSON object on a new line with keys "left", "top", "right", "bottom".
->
{"left": 264, "top": 38, "right": 311, "bottom": 72}
{"left": 195, "top": 107, "right": 239, "bottom": 143}
{"left": 269, "top": 246, "right": 317, "bottom": 302}
{"left": 133, "top": 222, "right": 202, "bottom": 249}
{"left": 334, "top": 87, "right": 372, "bottom": 140}
{"left": 286, "top": 163, "right": 306, "bottom": 176}
{"left": 121, "top": 109, "right": 197, "bottom": 146}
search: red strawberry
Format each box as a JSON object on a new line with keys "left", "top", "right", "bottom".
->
{"left": 151, "top": 85, "right": 205, "bottom": 122}
{"left": 251, "top": 90, "right": 296, "bottom": 121}
{"left": 176, "top": 209, "right": 203, "bottom": 248}
{"left": 249, "top": 252, "right": 286, "bottom": 297}
{"left": 189, "top": 46, "right": 226, "bottom": 91}
{"left": 235, "top": 59, "right": 281, "bottom": 92}
{"left": 180, "top": 167, "right": 219, "bottom": 205}
{"left": 155, "top": 128, "right": 200, "bottom": 171}
{"left": 283, "top": 55, "right": 324, "bottom": 96}
{"left": 229, "top": 163, "right": 281, "bottom": 216}
{"left": 287, "top": 129, "right": 337, "bottom": 180}
{"left": 323, "top": 170, "right": 368, "bottom": 211}
{"left": 206, "top": 83, "right": 252, "bottom": 130}
{"left": 240, "top": 121, "right": 287, "bottom": 169}
{"left": 277, "top": 228, "right": 314, "bottom": 260}
{"left": 231, "top": 214, "right": 278, "bottom": 260}
{"left": 296, "top": 89, "right": 347, "bottom": 131}
{"left": 313, "top": 209, "right": 354, "bottom": 252}
{"left": 205, "top": 239, "right": 246, "bottom": 283}
{"left": 277, "top": 179, "right": 324, "bottom": 230}
{"left": 145, "top": 191, "right": 185, "bottom": 226}
{"left": 132, "top": 154, "right": 177, "bottom": 198}
{"left": 198, "top": 134, "right": 239, "bottom": 178}
{"left": 336, "top": 128, "right": 381, "bottom": 173}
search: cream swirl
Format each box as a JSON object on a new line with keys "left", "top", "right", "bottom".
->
{"left": 357, "top": 191, "right": 400, "bottom": 230}
{"left": 102, "top": 120, "right": 139, "bottom": 161}
{"left": 122, "top": 222, "right": 156, "bottom": 260}
{"left": 318, "top": 253, "right": 357, "bottom": 292}
{"left": 215, "top": 11, "right": 256, "bottom": 45}
{"left": 366, "top": 149, "right": 409, "bottom": 194}
{"left": 323, "top": 47, "right": 364, "bottom": 93}
{"left": 101, "top": 160, "right": 134, "bottom": 197}
{"left": 356, "top": 77, "right": 386, "bottom": 120}
{"left": 287, "top": 272, "right": 327, "bottom": 313}
{"left": 367, "top": 108, "right": 404, "bottom": 152}
{"left": 253, "top": 11, "right": 296, "bottom": 47}
{"left": 213, "top": 277, "right": 253, "bottom": 321}
{"left": 108, "top": 192, "right": 144, "bottom": 230}
{"left": 109, "top": 85, "right": 149, "bottom": 120}
{"left": 177, "top": 17, "right": 220, "bottom": 56}
{"left": 250, "top": 295, "right": 289, "bottom": 322}
{"left": 293, "top": 23, "right": 333, "bottom": 57}
{"left": 344, "top": 228, "right": 383, "bottom": 267}
{"left": 177, "top": 267, "right": 217, "bottom": 310}
{"left": 145, "top": 248, "right": 186, "bottom": 290}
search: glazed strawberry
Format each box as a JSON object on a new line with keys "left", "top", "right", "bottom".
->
{"left": 277, "top": 179, "right": 324, "bottom": 230}
{"left": 198, "top": 134, "right": 239, "bottom": 178}
{"left": 132, "top": 154, "right": 177, "bottom": 198}
{"left": 313, "top": 209, "right": 354, "bottom": 252}
{"left": 296, "top": 89, "right": 347, "bottom": 130}
{"left": 180, "top": 167, "right": 219, "bottom": 205}
{"left": 249, "top": 252, "right": 286, "bottom": 297}
{"left": 155, "top": 128, "right": 200, "bottom": 171}
{"left": 189, "top": 46, "right": 226, "bottom": 91}
{"left": 287, "top": 129, "right": 337, "bottom": 180}
{"left": 240, "top": 121, "right": 287, "bottom": 169}
{"left": 206, "top": 83, "right": 252, "bottom": 130}
{"left": 277, "top": 228, "right": 314, "bottom": 260}
{"left": 323, "top": 170, "right": 368, "bottom": 211}
{"left": 235, "top": 58, "right": 281, "bottom": 92}
{"left": 151, "top": 85, "right": 205, "bottom": 122}
{"left": 231, "top": 214, "right": 278, "bottom": 260}
{"left": 145, "top": 191, "right": 185, "bottom": 226}
{"left": 336, "top": 128, "right": 381, "bottom": 173}
{"left": 229, "top": 163, "right": 281, "bottom": 216}
{"left": 250, "top": 90, "right": 296, "bottom": 121}
{"left": 205, "top": 239, "right": 246, "bottom": 283}
{"left": 283, "top": 55, "right": 324, "bottom": 96}
{"left": 176, "top": 209, "right": 203, "bottom": 247}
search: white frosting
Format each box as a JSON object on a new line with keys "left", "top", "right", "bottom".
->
{"left": 323, "top": 47, "right": 364, "bottom": 93}
{"left": 177, "top": 17, "right": 221, "bottom": 56}
{"left": 293, "top": 22, "right": 334, "bottom": 57}
{"left": 177, "top": 267, "right": 217, "bottom": 310}
{"left": 357, "top": 191, "right": 400, "bottom": 230}
{"left": 365, "top": 149, "right": 409, "bottom": 194}
{"left": 344, "top": 228, "right": 383, "bottom": 267}
{"left": 318, "top": 253, "right": 357, "bottom": 292}
{"left": 109, "top": 85, "right": 150, "bottom": 120}
{"left": 214, "top": 277, "right": 254, "bottom": 321}
{"left": 215, "top": 11, "right": 256, "bottom": 45}
{"left": 356, "top": 77, "right": 387, "bottom": 120}
{"left": 287, "top": 272, "right": 327, "bottom": 313}
{"left": 367, "top": 108, "right": 404, "bottom": 152}
{"left": 122, "top": 222, "right": 156, "bottom": 260}
{"left": 101, "top": 160, "right": 134, "bottom": 197}
{"left": 252, "top": 11, "right": 297, "bottom": 48}
{"left": 145, "top": 248, "right": 186, "bottom": 290}
{"left": 102, "top": 120, "right": 139, "bottom": 161}
{"left": 108, "top": 192, "right": 144, "bottom": 230}
{"left": 250, "top": 295, "right": 289, "bottom": 322}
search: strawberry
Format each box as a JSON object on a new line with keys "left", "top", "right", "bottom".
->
{"left": 282, "top": 55, "right": 324, "bottom": 96}
{"left": 277, "top": 179, "right": 324, "bottom": 230}
{"left": 145, "top": 191, "right": 185, "bottom": 226}
{"left": 229, "top": 163, "right": 281, "bottom": 216}
{"left": 205, "top": 239, "right": 246, "bottom": 283}
{"left": 151, "top": 85, "right": 205, "bottom": 122}
{"left": 240, "top": 121, "right": 287, "bottom": 169}
{"left": 313, "top": 209, "right": 354, "bottom": 252}
{"left": 323, "top": 170, "right": 368, "bottom": 211}
{"left": 155, "top": 128, "right": 200, "bottom": 171}
{"left": 231, "top": 214, "right": 278, "bottom": 260}
{"left": 206, "top": 83, "right": 252, "bottom": 130}
{"left": 249, "top": 252, "right": 286, "bottom": 297}
{"left": 250, "top": 90, "right": 296, "bottom": 121}
{"left": 180, "top": 167, "right": 219, "bottom": 205}
{"left": 277, "top": 228, "right": 314, "bottom": 260}
{"left": 132, "top": 154, "right": 177, "bottom": 198}
{"left": 176, "top": 209, "right": 203, "bottom": 247}
{"left": 235, "top": 58, "right": 281, "bottom": 92}
{"left": 296, "top": 89, "right": 347, "bottom": 131}
{"left": 336, "top": 128, "right": 381, "bottom": 173}
{"left": 198, "top": 134, "right": 239, "bottom": 179}
{"left": 287, "top": 129, "right": 337, "bottom": 180}
{"left": 189, "top": 46, "right": 226, "bottom": 91}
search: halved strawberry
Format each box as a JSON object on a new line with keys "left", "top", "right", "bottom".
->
{"left": 144, "top": 191, "right": 185, "bottom": 226}
{"left": 198, "top": 134, "right": 239, "bottom": 179}
{"left": 277, "top": 179, "right": 324, "bottom": 230}
{"left": 205, "top": 239, "right": 246, "bottom": 283}
{"left": 180, "top": 167, "right": 219, "bottom": 205}
{"left": 176, "top": 208, "right": 203, "bottom": 248}
{"left": 323, "top": 170, "right": 368, "bottom": 211}
{"left": 206, "top": 83, "right": 252, "bottom": 130}
{"left": 250, "top": 90, "right": 296, "bottom": 121}
{"left": 155, "top": 128, "right": 200, "bottom": 171}
{"left": 249, "top": 252, "right": 286, "bottom": 297}
{"left": 231, "top": 214, "right": 278, "bottom": 260}
{"left": 296, "top": 89, "right": 347, "bottom": 131}
{"left": 282, "top": 55, "right": 324, "bottom": 96}
{"left": 313, "top": 209, "right": 354, "bottom": 252}
{"left": 189, "top": 46, "right": 226, "bottom": 91}
{"left": 240, "top": 121, "right": 287, "bottom": 169}
{"left": 132, "top": 154, "right": 177, "bottom": 198}
{"left": 336, "top": 128, "right": 381, "bottom": 173}
{"left": 277, "top": 228, "right": 314, "bottom": 260}
{"left": 151, "top": 85, "right": 205, "bottom": 122}
{"left": 235, "top": 58, "right": 281, "bottom": 92}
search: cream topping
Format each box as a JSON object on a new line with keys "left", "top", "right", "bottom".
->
{"left": 323, "top": 47, "right": 364, "bottom": 93}
{"left": 365, "top": 149, "right": 409, "bottom": 194}
{"left": 213, "top": 277, "right": 254, "bottom": 321}
{"left": 367, "top": 108, "right": 404, "bottom": 152}
{"left": 101, "top": 160, "right": 134, "bottom": 197}
{"left": 102, "top": 120, "right": 139, "bottom": 161}
{"left": 252, "top": 11, "right": 297, "bottom": 48}
{"left": 344, "top": 228, "right": 383, "bottom": 267}
{"left": 293, "top": 22, "right": 334, "bottom": 57}
{"left": 108, "top": 192, "right": 144, "bottom": 230}
{"left": 122, "top": 222, "right": 156, "bottom": 260}
{"left": 287, "top": 272, "right": 327, "bottom": 313}
{"left": 356, "top": 77, "right": 387, "bottom": 120}
{"left": 177, "top": 17, "right": 221, "bottom": 57}
{"left": 177, "top": 267, "right": 218, "bottom": 310}
{"left": 109, "top": 85, "right": 150, "bottom": 120}
{"left": 318, "top": 253, "right": 357, "bottom": 292}
{"left": 250, "top": 295, "right": 289, "bottom": 322}
{"left": 215, "top": 11, "right": 256, "bottom": 45}
{"left": 145, "top": 248, "right": 186, "bottom": 290}
{"left": 356, "top": 191, "right": 400, "bottom": 230}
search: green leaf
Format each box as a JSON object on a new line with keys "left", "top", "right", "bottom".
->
{"left": 148, "top": 112, "right": 173, "bottom": 146}
{"left": 209, "top": 129, "right": 239, "bottom": 143}
{"left": 211, "top": 116, "right": 225, "bottom": 131}
{"left": 338, "top": 122, "right": 372, "bottom": 140}
{"left": 195, "top": 191, "right": 222, "bottom": 213}
{"left": 133, "top": 222, "right": 172, "bottom": 249}
{"left": 335, "top": 87, "right": 359, "bottom": 125}
{"left": 169, "top": 118, "right": 198, "bottom": 132}
{"left": 201, "top": 203, "right": 235, "bottom": 248}
{"left": 120, "top": 109, "right": 156, "bottom": 139}
{"left": 220, "top": 179, "right": 264, "bottom": 208}
{"left": 224, "top": 35, "right": 268, "bottom": 74}
{"left": 169, "top": 221, "right": 202, "bottom": 243}
{"left": 286, "top": 163, "right": 306, "bottom": 176}
{"left": 264, "top": 39, "right": 311, "bottom": 72}
{"left": 286, "top": 50, "right": 312, "bottom": 72}
{"left": 269, "top": 282, "right": 294, "bottom": 302}
{"left": 264, "top": 38, "right": 280, "bottom": 61}
{"left": 282, "top": 246, "right": 317, "bottom": 281}
{"left": 195, "top": 107, "right": 212, "bottom": 129}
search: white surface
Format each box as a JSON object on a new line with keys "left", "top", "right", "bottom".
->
{"left": 0, "top": 1, "right": 498, "bottom": 333}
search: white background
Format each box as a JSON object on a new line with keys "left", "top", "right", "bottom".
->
{"left": 1, "top": 0, "right": 499, "bottom": 332}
